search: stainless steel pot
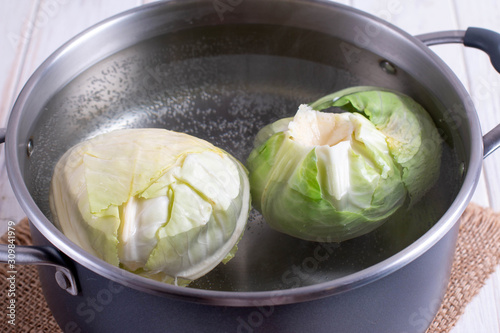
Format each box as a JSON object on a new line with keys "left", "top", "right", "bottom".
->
{"left": 2, "top": 0, "right": 500, "bottom": 332}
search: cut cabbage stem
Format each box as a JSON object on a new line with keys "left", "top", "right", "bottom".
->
{"left": 288, "top": 105, "right": 354, "bottom": 147}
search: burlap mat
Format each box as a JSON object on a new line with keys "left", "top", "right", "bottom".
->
{"left": 1, "top": 203, "right": 500, "bottom": 333}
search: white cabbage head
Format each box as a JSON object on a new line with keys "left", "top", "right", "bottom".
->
{"left": 50, "top": 128, "right": 250, "bottom": 285}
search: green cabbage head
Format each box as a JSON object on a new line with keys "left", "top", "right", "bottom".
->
{"left": 50, "top": 128, "right": 250, "bottom": 285}
{"left": 247, "top": 86, "right": 442, "bottom": 242}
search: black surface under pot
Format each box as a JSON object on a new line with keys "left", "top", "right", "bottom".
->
{"left": 2, "top": 1, "right": 500, "bottom": 332}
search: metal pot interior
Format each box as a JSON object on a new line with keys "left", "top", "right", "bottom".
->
{"left": 16, "top": 1, "right": 470, "bottom": 293}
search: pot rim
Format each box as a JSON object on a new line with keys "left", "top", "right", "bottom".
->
{"left": 5, "top": 0, "right": 483, "bottom": 306}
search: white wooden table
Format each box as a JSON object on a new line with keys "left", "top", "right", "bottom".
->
{"left": 1, "top": 1, "right": 499, "bottom": 332}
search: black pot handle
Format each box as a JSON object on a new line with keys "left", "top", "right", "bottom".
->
{"left": 0, "top": 220, "right": 78, "bottom": 295}
{"left": 463, "top": 27, "right": 500, "bottom": 74}
{"left": 417, "top": 27, "right": 500, "bottom": 158}
{"left": 0, "top": 128, "right": 5, "bottom": 144}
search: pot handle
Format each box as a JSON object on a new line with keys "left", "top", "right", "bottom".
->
{"left": 0, "top": 128, "right": 5, "bottom": 144}
{"left": 0, "top": 219, "right": 78, "bottom": 295}
{"left": 416, "top": 27, "right": 500, "bottom": 158}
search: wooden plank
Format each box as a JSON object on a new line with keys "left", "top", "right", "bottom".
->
{"left": 471, "top": 171, "right": 491, "bottom": 207}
